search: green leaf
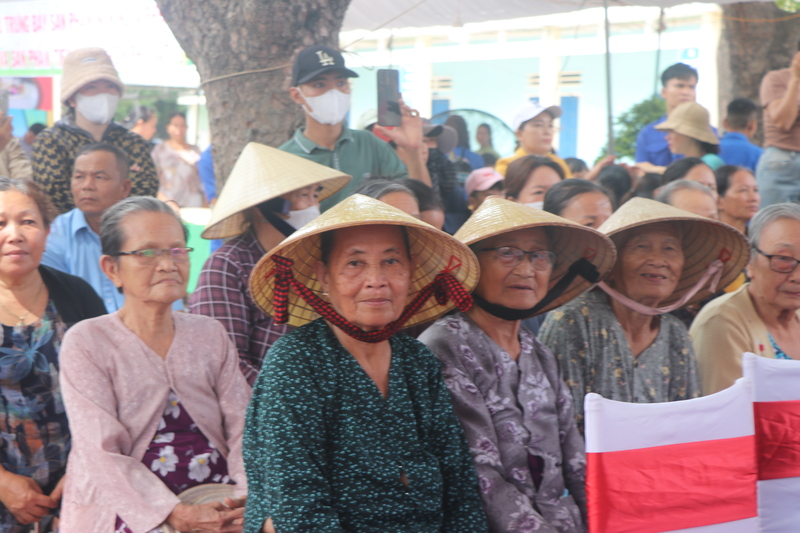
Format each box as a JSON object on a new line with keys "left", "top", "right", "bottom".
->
{"left": 598, "top": 94, "right": 666, "bottom": 163}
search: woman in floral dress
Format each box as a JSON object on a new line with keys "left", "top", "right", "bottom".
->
{"left": 0, "top": 178, "right": 105, "bottom": 533}
{"left": 59, "top": 197, "right": 250, "bottom": 533}
{"left": 420, "top": 198, "right": 616, "bottom": 533}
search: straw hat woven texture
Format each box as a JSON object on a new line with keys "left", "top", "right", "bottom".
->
{"left": 598, "top": 197, "right": 749, "bottom": 307}
{"left": 454, "top": 197, "right": 617, "bottom": 315}
{"left": 60, "top": 48, "right": 124, "bottom": 104}
{"left": 161, "top": 484, "right": 237, "bottom": 533}
{"left": 654, "top": 102, "right": 719, "bottom": 145}
{"left": 250, "top": 194, "right": 480, "bottom": 328}
{"left": 201, "top": 143, "right": 351, "bottom": 239}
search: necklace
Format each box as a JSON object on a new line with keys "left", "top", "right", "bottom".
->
{"left": 0, "top": 282, "right": 45, "bottom": 330}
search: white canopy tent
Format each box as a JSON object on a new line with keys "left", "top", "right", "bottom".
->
{"left": 342, "top": 0, "right": 774, "bottom": 153}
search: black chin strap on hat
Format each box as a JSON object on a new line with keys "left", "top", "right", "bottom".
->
{"left": 473, "top": 257, "right": 601, "bottom": 321}
{"left": 258, "top": 205, "right": 297, "bottom": 238}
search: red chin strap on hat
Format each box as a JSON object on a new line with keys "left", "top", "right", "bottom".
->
{"left": 268, "top": 255, "right": 473, "bottom": 343}
{"left": 597, "top": 249, "right": 731, "bottom": 316}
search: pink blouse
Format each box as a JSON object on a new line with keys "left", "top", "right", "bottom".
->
{"left": 59, "top": 312, "right": 251, "bottom": 533}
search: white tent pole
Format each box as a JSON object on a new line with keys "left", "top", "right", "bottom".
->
{"left": 604, "top": 0, "right": 615, "bottom": 155}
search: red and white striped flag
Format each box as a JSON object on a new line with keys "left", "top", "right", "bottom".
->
{"left": 743, "top": 352, "right": 800, "bottom": 533}
{"left": 584, "top": 378, "right": 759, "bottom": 533}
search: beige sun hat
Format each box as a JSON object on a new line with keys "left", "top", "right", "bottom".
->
{"left": 655, "top": 102, "right": 719, "bottom": 145}
{"left": 201, "top": 143, "right": 351, "bottom": 239}
{"left": 60, "top": 48, "right": 124, "bottom": 104}
{"left": 455, "top": 197, "right": 617, "bottom": 316}
{"left": 249, "top": 194, "right": 480, "bottom": 328}
{"left": 161, "top": 484, "right": 238, "bottom": 533}
{"left": 598, "top": 197, "right": 748, "bottom": 307}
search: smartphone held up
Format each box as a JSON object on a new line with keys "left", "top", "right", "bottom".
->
{"left": 377, "top": 69, "right": 401, "bottom": 127}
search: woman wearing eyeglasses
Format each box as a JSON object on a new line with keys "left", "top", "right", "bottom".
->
{"left": 420, "top": 198, "right": 616, "bottom": 532}
{"left": 692, "top": 203, "right": 800, "bottom": 394}
{"left": 58, "top": 197, "right": 251, "bottom": 533}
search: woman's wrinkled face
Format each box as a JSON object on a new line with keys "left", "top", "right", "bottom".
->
{"left": 719, "top": 169, "right": 760, "bottom": 223}
{"left": 315, "top": 225, "right": 412, "bottom": 331}
{"left": 748, "top": 218, "right": 800, "bottom": 311}
{"left": 0, "top": 191, "right": 48, "bottom": 280}
{"left": 104, "top": 211, "right": 189, "bottom": 305}
{"left": 516, "top": 113, "right": 554, "bottom": 155}
{"left": 513, "top": 166, "right": 561, "bottom": 205}
{"left": 283, "top": 184, "right": 320, "bottom": 211}
{"left": 559, "top": 191, "right": 613, "bottom": 229}
{"left": 474, "top": 228, "right": 552, "bottom": 310}
{"left": 612, "top": 223, "right": 684, "bottom": 306}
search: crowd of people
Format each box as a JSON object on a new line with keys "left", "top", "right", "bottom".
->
{"left": 0, "top": 40, "right": 799, "bottom": 533}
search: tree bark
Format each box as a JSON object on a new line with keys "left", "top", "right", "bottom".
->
{"left": 154, "top": 0, "right": 351, "bottom": 188}
{"left": 719, "top": 2, "right": 800, "bottom": 144}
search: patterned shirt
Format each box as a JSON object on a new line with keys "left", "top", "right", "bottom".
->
{"left": 0, "top": 302, "right": 68, "bottom": 533}
{"left": 31, "top": 117, "right": 158, "bottom": 213}
{"left": 420, "top": 312, "right": 587, "bottom": 533}
{"left": 188, "top": 230, "right": 290, "bottom": 385}
{"left": 243, "top": 319, "right": 487, "bottom": 533}
{"left": 538, "top": 290, "right": 700, "bottom": 434}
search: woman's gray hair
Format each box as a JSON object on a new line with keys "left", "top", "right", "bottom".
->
{"left": 353, "top": 178, "right": 416, "bottom": 202}
{"left": 100, "top": 197, "right": 188, "bottom": 256}
{"left": 655, "top": 179, "right": 714, "bottom": 205}
{"left": 748, "top": 203, "right": 800, "bottom": 259}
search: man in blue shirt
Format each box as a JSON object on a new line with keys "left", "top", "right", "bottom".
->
{"left": 635, "top": 63, "right": 699, "bottom": 167}
{"left": 42, "top": 142, "right": 132, "bottom": 312}
{"left": 719, "top": 98, "right": 764, "bottom": 172}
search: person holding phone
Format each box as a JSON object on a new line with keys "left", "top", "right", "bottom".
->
{"left": 280, "top": 45, "right": 431, "bottom": 211}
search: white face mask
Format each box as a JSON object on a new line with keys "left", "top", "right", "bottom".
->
{"left": 299, "top": 88, "right": 350, "bottom": 125}
{"left": 524, "top": 201, "right": 544, "bottom": 210}
{"left": 285, "top": 205, "right": 321, "bottom": 230}
{"left": 75, "top": 92, "right": 120, "bottom": 125}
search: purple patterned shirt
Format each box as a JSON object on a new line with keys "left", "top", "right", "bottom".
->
{"left": 188, "top": 230, "right": 291, "bottom": 385}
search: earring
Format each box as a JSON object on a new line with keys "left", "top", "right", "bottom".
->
{"left": 322, "top": 291, "right": 328, "bottom": 296}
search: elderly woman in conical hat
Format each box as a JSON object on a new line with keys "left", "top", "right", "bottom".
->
{"left": 244, "top": 195, "right": 487, "bottom": 533}
{"left": 539, "top": 197, "right": 749, "bottom": 432}
{"left": 420, "top": 197, "right": 616, "bottom": 533}
{"left": 188, "top": 143, "right": 349, "bottom": 385}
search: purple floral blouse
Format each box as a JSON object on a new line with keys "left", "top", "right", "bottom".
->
{"left": 420, "top": 312, "right": 587, "bottom": 533}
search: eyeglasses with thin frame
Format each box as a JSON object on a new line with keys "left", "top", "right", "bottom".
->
{"left": 754, "top": 247, "right": 800, "bottom": 274}
{"left": 113, "top": 247, "right": 193, "bottom": 265}
{"left": 478, "top": 246, "right": 556, "bottom": 271}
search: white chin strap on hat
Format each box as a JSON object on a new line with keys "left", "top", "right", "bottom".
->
{"left": 598, "top": 257, "right": 726, "bottom": 316}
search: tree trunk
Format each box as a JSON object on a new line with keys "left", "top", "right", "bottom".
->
{"left": 719, "top": 2, "right": 800, "bottom": 144}
{"left": 154, "top": 0, "right": 351, "bottom": 188}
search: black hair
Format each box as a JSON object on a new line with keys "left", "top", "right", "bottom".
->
{"left": 445, "top": 115, "right": 471, "bottom": 149}
{"left": 715, "top": 164, "right": 751, "bottom": 197}
{"left": 661, "top": 63, "right": 698, "bottom": 86}
{"left": 631, "top": 172, "right": 663, "bottom": 200}
{"left": 543, "top": 178, "right": 616, "bottom": 216}
{"left": 28, "top": 123, "right": 46, "bottom": 135}
{"left": 122, "top": 106, "right": 156, "bottom": 129}
{"left": 504, "top": 155, "right": 565, "bottom": 200}
{"left": 596, "top": 165, "right": 632, "bottom": 207}
{"left": 564, "top": 157, "right": 588, "bottom": 174}
{"left": 661, "top": 157, "right": 708, "bottom": 186}
{"left": 319, "top": 226, "right": 411, "bottom": 266}
{"left": 482, "top": 153, "right": 498, "bottom": 168}
{"left": 697, "top": 140, "right": 719, "bottom": 155}
{"left": 74, "top": 142, "right": 131, "bottom": 181}
{"left": 726, "top": 98, "right": 759, "bottom": 130}
{"left": 168, "top": 111, "right": 187, "bottom": 123}
{"left": 401, "top": 179, "right": 444, "bottom": 212}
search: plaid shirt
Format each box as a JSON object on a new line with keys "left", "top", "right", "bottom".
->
{"left": 188, "top": 230, "right": 291, "bottom": 385}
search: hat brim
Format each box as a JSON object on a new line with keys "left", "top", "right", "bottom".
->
{"left": 294, "top": 67, "right": 359, "bottom": 87}
{"left": 455, "top": 198, "right": 617, "bottom": 316}
{"left": 654, "top": 121, "right": 719, "bottom": 145}
{"left": 249, "top": 194, "right": 480, "bottom": 328}
{"left": 599, "top": 198, "right": 748, "bottom": 307}
{"left": 61, "top": 74, "right": 124, "bottom": 105}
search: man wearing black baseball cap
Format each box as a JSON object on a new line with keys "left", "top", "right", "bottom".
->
{"left": 280, "top": 45, "right": 431, "bottom": 211}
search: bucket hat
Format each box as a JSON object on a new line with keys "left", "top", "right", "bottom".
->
{"left": 598, "top": 197, "right": 748, "bottom": 309}
{"left": 655, "top": 102, "right": 719, "bottom": 145}
{"left": 60, "top": 48, "right": 124, "bottom": 104}
{"left": 249, "top": 194, "right": 480, "bottom": 337}
{"left": 201, "top": 143, "right": 350, "bottom": 239}
{"left": 455, "top": 197, "right": 617, "bottom": 316}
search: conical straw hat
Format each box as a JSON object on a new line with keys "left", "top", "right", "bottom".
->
{"left": 250, "top": 194, "right": 480, "bottom": 328}
{"left": 454, "top": 197, "right": 617, "bottom": 315}
{"left": 201, "top": 143, "right": 351, "bottom": 239}
{"left": 598, "top": 197, "right": 749, "bottom": 307}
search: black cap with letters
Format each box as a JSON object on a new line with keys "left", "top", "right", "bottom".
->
{"left": 291, "top": 45, "right": 359, "bottom": 86}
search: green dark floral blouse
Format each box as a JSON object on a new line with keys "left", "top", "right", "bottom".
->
{"left": 32, "top": 118, "right": 158, "bottom": 213}
{"left": 243, "top": 319, "right": 487, "bottom": 533}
